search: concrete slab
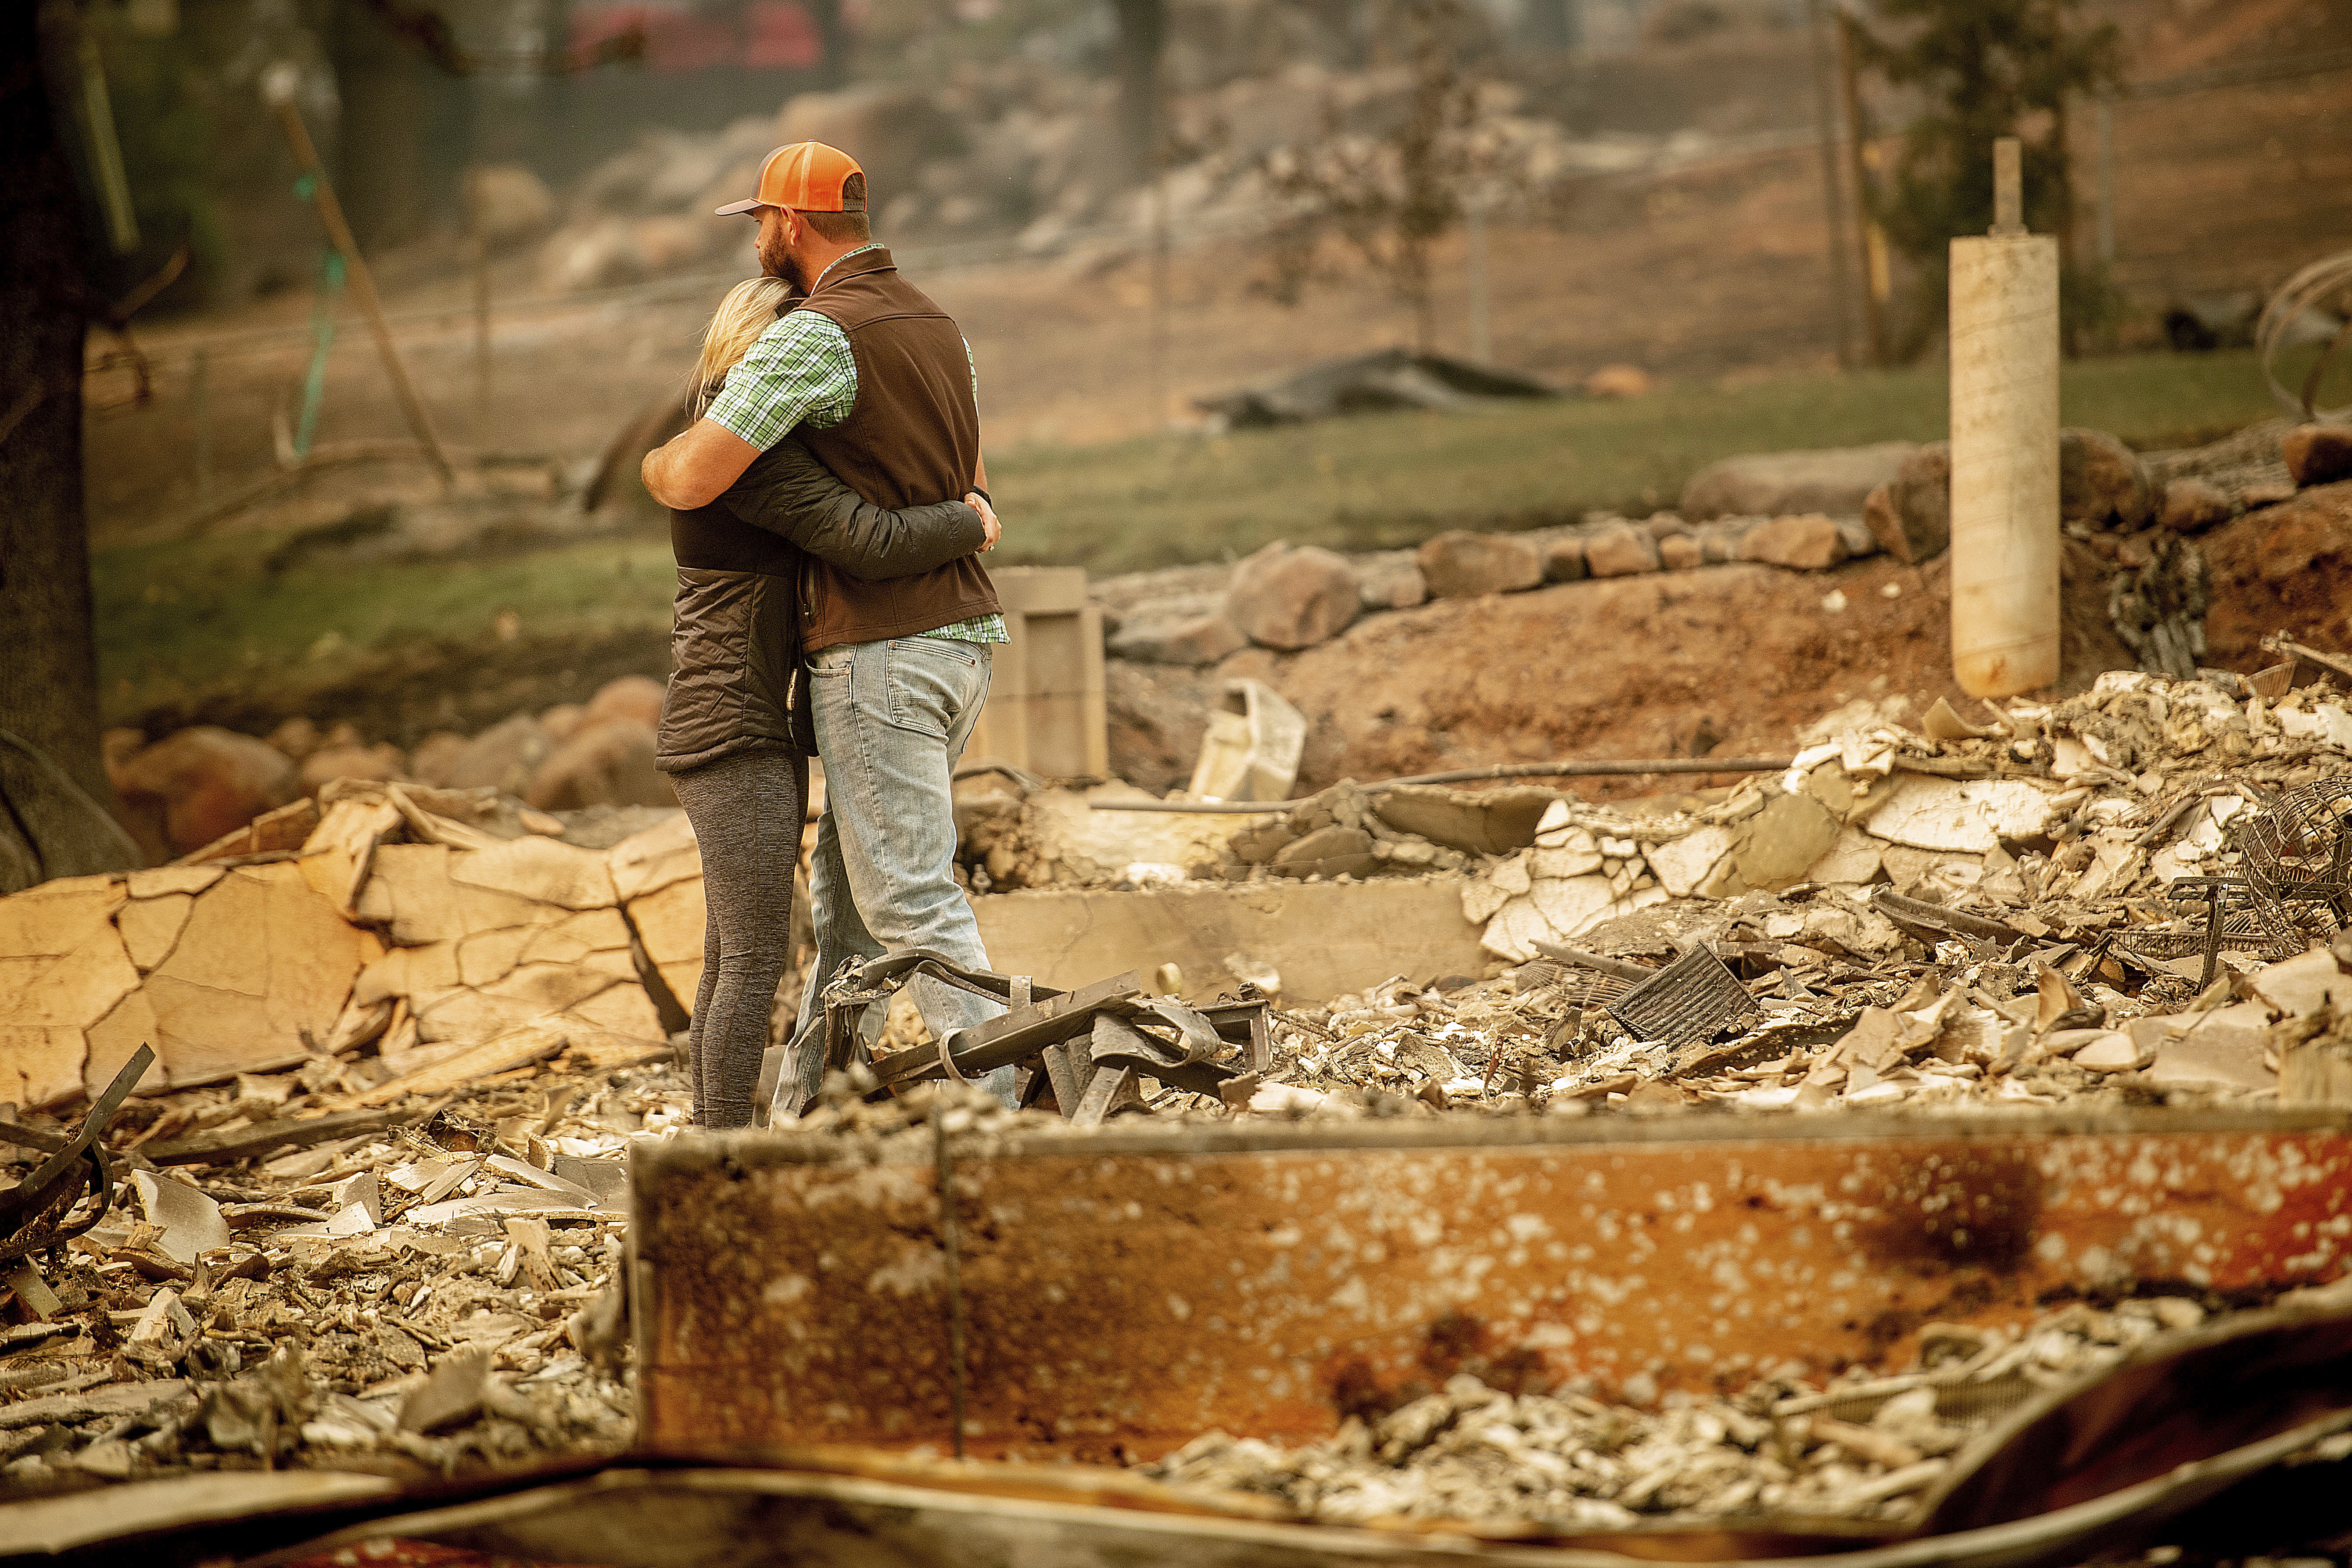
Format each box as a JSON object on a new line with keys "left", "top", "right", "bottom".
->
{"left": 971, "top": 877, "right": 1485, "bottom": 1003}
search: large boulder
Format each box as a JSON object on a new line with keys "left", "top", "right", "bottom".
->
{"left": 2059, "top": 427, "right": 2156, "bottom": 529}
{"left": 1415, "top": 531, "right": 1544, "bottom": 599}
{"left": 2285, "top": 424, "right": 2352, "bottom": 488}
{"left": 1226, "top": 544, "right": 1359, "bottom": 650}
{"left": 463, "top": 164, "right": 557, "bottom": 252}
{"left": 585, "top": 675, "right": 667, "bottom": 730}
{"left": 1680, "top": 441, "right": 1914, "bottom": 521}
{"left": 1109, "top": 611, "right": 1246, "bottom": 666}
{"left": 113, "top": 727, "right": 299, "bottom": 862}
{"left": 2159, "top": 477, "right": 2235, "bottom": 534}
{"left": 776, "top": 86, "right": 964, "bottom": 215}
{"left": 446, "top": 714, "right": 554, "bottom": 797}
{"left": 524, "top": 719, "right": 674, "bottom": 812}
{"left": 1862, "top": 441, "right": 1952, "bottom": 564}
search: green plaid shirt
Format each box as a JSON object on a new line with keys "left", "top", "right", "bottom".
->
{"left": 706, "top": 245, "right": 1006, "bottom": 645}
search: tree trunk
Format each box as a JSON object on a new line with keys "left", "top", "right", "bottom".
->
{"left": 1108, "top": 0, "right": 1166, "bottom": 189}
{"left": 0, "top": 3, "right": 140, "bottom": 891}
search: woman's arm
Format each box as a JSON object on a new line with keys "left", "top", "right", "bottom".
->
{"left": 720, "top": 438, "right": 984, "bottom": 581}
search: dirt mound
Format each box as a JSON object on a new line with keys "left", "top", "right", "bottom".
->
{"left": 2201, "top": 479, "right": 2352, "bottom": 670}
{"left": 1148, "top": 545, "right": 2133, "bottom": 799}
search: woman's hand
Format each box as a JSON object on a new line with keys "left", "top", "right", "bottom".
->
{"left": 965, "top": 492, "right": 1001, "bottom": 552}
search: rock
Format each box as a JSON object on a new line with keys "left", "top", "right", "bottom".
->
{"left": 1658, "top": 535, "right": 1704, "bottom": 571}
{"left": 1541, "top": 538, "right": 1587, "bottom": 582}
{"left": 1225, "top": 544, "right": 1359, "bottom": 650}
{"left": 776, "top": 85, "right": 964, "bottom": 218}
{"left": 538, "top": 219, "right": 649, "bottom": 292}
{"left": 113, "top": 727, "right": 300, "bottom": 862}
{"left": 446, "top": 714, "right": 553, "bottom": 797}
{"left": 538, "top": 705, "right": 587, "bottom": 743}
{"left": 1582, "top": 523, "right": 1660, "bottom": 578}
{"left": 2284, "top": 423, "right": 2352, "bottom": 488}
{"left": 299, "top": 743, "right": 405, "bottom": 795}
{"left": 1271, "top": 825, "right": 1377, "bottom": 879}
{"left": 584, "top": 675, "right": 666, "bottom": 729}
{"left": 1582, "top": 364, "right": 1653, "bottom": 398}
{"left": 406, "top": 732, "right": 469, "bottom": 788}
{"left": 1681, "top": 442, "right": 1913, "bottom": 521}
{"left": 2059, "top": 427, "right": 2156, "bottom": 529}
{"left": 463, "top": 164, "right": 557, "bottom": 251}
{"left": 1355, "top": 556, "right": 1429, "bottom": 611}
{"left": 1415, "top": 531, "right": 1544, "bottom": 598}
{"left": 452, "top": 835, "right": 619, "bottom": 910}
{"left": 1109, "top": 613, "right": 1247, "bottom": 666}
{"left": 2159, "top": 476, "right": 2235, "bottom": 534}
{"left": 1735, "top": 513, "right": 1849, "bottom": 571}
{"left": 523, "top": 719, "right": 673, "bottom": 812}
{"left": 1862, "top": 442, "right": 1953, "bottom": 564}
{"left": 401, "top": 1345, "right": 492, "bottom": 1433}
{"left": 265, "top": 718, "right": 323, "bottom": 761}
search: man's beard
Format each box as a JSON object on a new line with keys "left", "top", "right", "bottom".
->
{"left": 757, "top": 230, "right": 804, "bottom": 290}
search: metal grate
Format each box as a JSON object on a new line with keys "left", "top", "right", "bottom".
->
{"left": 1606, "top": 944, "right": 1759, "bottom": 1050}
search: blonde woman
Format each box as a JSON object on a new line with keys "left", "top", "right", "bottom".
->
{"left": 656, "top": 276, "right": 994, "bottom": 1128}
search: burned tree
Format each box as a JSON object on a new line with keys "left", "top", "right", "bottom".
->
{"left": 0, "top": 2, "right": 141, "bottom": 890}
{"left": 1252, "top": 0, "right": 1505, "bottom": 355}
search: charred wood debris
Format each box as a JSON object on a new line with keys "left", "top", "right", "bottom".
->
{"left": 7, "top": 654, "right": 2352, "bottom": 1517}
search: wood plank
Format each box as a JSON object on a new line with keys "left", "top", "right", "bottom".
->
{"left": 330, "top": 1023, "right": 568, "bottom": 1109}
{"left": 143, "top": 1103, "right": 427, "bottom": 1166}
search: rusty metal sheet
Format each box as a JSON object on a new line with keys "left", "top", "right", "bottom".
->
{"left": 632, "top": 1109, "right": 2352, "bottom": 1465}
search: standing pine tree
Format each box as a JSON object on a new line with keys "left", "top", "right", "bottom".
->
{"left": 1850, "top": 0, "right": 2123, "bottom": 353}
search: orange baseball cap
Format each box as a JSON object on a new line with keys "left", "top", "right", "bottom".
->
{"left": 714, "top": 141, "right": 867, "bottom": 215}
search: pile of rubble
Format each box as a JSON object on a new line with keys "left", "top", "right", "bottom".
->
{"left": 1213, "top": 658, "right": 2352, "bottom": 1118}
{"left": 0, "top": 771, "right": 713, "bottom": 1115}
{"left": 0, "top": 1051, "right": 679, "bottom": 1498}
{"left": 1145, "top": 1295, "right": 2223, "bottom": 1529}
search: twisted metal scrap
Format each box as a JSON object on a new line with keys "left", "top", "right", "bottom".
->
{"left": 2258, "top": 249, "right": 2352, "bottom": 421}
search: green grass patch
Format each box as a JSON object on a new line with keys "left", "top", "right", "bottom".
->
{"left": 95, "top": 528, "right": 677, "bottom": 724}
{"left": 94, "top": 345, "right": 2328, "bottom": 717}
{"left": 989, "top": 346, "right": 2321, "bottom": 575}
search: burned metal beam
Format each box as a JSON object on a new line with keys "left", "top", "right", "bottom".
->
{"left": 869, "top": 972, "right": 1140, "bottom": 1088}
{"left": 635, "top": 1108, "right": 2352, "bottom": 1466}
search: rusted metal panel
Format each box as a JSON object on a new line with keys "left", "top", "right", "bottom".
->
{"left": 633, "top": 1110, "right": 2352, "bottom": 1465}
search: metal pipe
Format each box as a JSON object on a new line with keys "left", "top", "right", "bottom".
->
{"left": 1089, "top": 756, "right": 1796, "bottom": 812}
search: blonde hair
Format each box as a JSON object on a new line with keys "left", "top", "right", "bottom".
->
{"left": 693, "top": 276, "right": 795, "bottom": 416}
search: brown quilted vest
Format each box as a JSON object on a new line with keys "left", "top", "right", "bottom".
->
{"left": 789, "top": 248, "right": 1000, "bottom": 650}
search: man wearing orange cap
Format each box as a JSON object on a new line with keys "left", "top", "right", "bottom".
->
{"left": 643, "top": 141, "right": 1015, "bottom": 1114}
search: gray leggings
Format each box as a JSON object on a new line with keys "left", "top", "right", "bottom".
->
{"left": 668, "top": 746, "right": 808, "bottom": 1128}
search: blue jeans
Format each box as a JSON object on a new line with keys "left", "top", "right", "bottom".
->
{"left": 781, "top": 635, "right": 1014, "bottom": 1113}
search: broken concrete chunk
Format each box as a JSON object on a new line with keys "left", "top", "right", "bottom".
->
{"left": 2250, "top": 950, "right": 2352, "bottom": 1020}
{"left": 1373, "top": 785, "right": 1559, "bottom": 855}
{"left": 1479, "top": 896, "right": 1553, "bottom": 962}
{"left": 115, "top": 893, "right": 194, "bottom": 973}
{"left": 1862, "top": 777, "right": 2056, "bottom": 853}
{"left": 1272, "top": 825, "right": 1377, "bottom": 879}
{"left": 2148, "top": 1030, "right": 2276, "bottom": 1094}
{"left": 450, "top": 836, "right": 618, "bottom": 911}
{"left": 1732, "top": 792, "right": 1841, "bottom": 891}
{"left": 2070, "top": 1032, "right": 2148, "bottom": 1072}
{"left": 1804, "top": 825, "right": 1883, "bottom": 886}
{"left": 132, "top": 1171, "right": 233, "bottom": 1264}
{"left": 1530, "top": 875, "right": 1616, "bottom": 940}
{"left": 400, "top": 1345, "right": 492, "bottom": 1433}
